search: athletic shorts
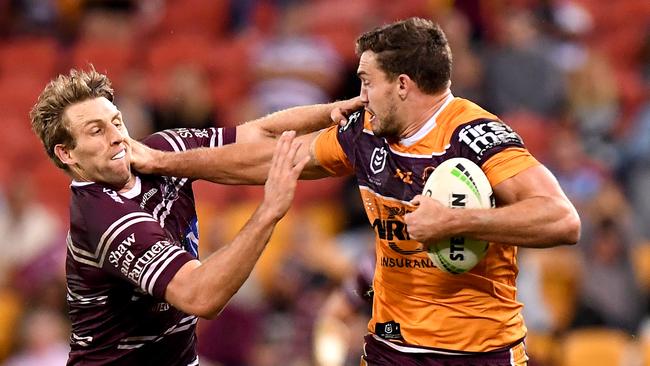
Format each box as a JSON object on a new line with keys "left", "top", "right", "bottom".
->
{"left": 360, "top": 334, "right": 528, "bottom": 366}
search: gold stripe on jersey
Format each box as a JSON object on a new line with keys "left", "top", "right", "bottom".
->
{"left": 315, "top": 97, "right": 539, "bottom": 352}
{"left": 483, "top": 147, "right": 539, "bottom": 187}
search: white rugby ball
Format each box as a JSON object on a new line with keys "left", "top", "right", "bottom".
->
{"left": 422, "top": 157, "right": 494, "bottom": 274}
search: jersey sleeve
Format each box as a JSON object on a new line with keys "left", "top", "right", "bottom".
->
{"left": 452, "top": 118, "right": 540, "bottom": 186}
{"left": 71, "top": 188, "right": 195, "bottom": 299}
{"left": 142, "top": 127, "right": 236, "bottom": 152}
{"left": 314, "top": 126, "right": 353, "bottom": 176}
{"left": 314, "top": 108, "right": 367, "bottom": 176}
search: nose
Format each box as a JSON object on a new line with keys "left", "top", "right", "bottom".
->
{"left": 108, "top": 124, "right": 126, "bottom": 145}
{"left": 359, "top": 86, "right": 368, "bottom": 104}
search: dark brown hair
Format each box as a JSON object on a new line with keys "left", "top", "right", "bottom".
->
{"left": 30, "top": 67, "right": 114, "bottom": 170}
{"left": 356, "top": 17, "right": 452, "bottom": 94}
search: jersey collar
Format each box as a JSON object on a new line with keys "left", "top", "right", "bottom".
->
{"left": 399, "top": 93, "right": 454, "bottom": 147}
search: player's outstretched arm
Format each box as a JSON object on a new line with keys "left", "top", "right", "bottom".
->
{"left": 163, "top": 131, "right": 309, "bottom": 318}
{"left": 128, "top": 128, "right": 331, "bottom": 184}
{"left": 128, "top": 99, "right": 357, "bottom": 184}
{"left": 405, "top": 164, "right": 581, "bottom": 248}
{"left": 235, "top": 97, "right": 362, "bottom": 143}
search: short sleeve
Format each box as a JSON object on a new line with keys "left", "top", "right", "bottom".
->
{"left": 451, "top": 119, "right": 540, "bottom": 186}
{"left": 71, "top": 188, "right": 194, "bottom": 299}
{"left": 143, "top": 127, "right": 236, "bottom": 152}
{"left": 314, "top": 126, "right": 354, "bottom": 176}
{"left": 482, "top": 148, "right": 540, "bottom": 187}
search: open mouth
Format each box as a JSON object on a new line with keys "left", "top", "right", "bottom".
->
{"left": 367, "top": 109, "right": 376, "bottom": 122}
{"left": 111, "top": 149, "right": 126, "bottom": 160}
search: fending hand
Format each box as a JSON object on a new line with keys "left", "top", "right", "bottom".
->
{"left": 331, "top": 97, "right": 363, "bottom": 126}
{"left": 126, "top": 137, "right": 163, "bottom": 174}
{"left": 261, "top": 130, "right": 309, "bottom": 221}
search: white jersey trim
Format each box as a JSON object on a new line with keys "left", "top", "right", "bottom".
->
{"left": 372, "top": 335, "right": 468, "bottom": 356}
{"left": 119, "top": 176, "right": 142, "bottom": 199}
{"left": 400, "top": 93, "right": 454, "bottom": 147}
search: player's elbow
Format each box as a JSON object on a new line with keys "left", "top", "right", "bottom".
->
{"left": 193, "top": 300, "right": 226, "bottom": 320}
{"left": 557, "top": 203, "right": 581, "bottom": 246}
{"left": 176, "top": 294, "right": 228, "bottom": 320}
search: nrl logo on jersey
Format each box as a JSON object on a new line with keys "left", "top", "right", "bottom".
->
{"left": 339, "top": 110, "right": 361, "bottom": 133}
{"left": 103, "top": 188, "right": 124, "bottom": 204}
{"left": 370, "top": 147, "right": 388, "bottom": 174}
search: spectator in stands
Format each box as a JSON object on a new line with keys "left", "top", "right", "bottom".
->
{"left": 483, "top": 7, "right": 566, "bottom": 117}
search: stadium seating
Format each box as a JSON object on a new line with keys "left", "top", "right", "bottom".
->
{"left": 155, "top": 0, "right": 230, "bottom": 39}
{"left": 70, "top": 40, "right": 137, "bottom": 89}
{"left": 0, "top": 37, "right": 59, "bottom": 82}
{"left": 560, "top": 328, "right": 632, "bottom": 366}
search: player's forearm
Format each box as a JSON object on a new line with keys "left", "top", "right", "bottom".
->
{"left": 148, "top": 142, "right": 273, "bottom": 185}
{"left": 187, "top": 205, "right": 280, "bottom": 318}
{"left": 237, "top": 103, "right": 335, "bottom": 144}
{"left": 451, "top": 196, "right": 581, "bottom": 248}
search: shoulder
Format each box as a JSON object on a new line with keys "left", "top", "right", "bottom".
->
{"left": 437, "top": 98, "right": 500, "bottom": 132}
{"left": 70, "top": 181, "right": 154, "bottom": 235}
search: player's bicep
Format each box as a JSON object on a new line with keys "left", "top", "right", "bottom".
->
{"left": 492, "top": 164, "right": 569, "bottom": 205}
{"left": 164, "top": 259, "right": 202, "bottom": 312}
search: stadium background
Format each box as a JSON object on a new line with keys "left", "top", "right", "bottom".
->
{"left": 0, "top": 0, "right": 648, "bottom": 365}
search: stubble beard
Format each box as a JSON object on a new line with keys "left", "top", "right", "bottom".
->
{"left": 372, "top": 105, "right": 401, "bottom": 139}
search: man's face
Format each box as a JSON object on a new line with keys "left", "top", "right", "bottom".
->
{"left": 59, "top": 97, "right": 134, "bottom": 190}
{"left": 357, "top": 51, "right": 402, "bottom": 138}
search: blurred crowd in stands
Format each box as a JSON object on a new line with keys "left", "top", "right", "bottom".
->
{"left": 0, "top": 0, "right": 649, "bottom": 365}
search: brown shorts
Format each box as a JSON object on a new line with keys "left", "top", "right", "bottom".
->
{"left": 360, "top": 334, "right": 528, "bottom": 366}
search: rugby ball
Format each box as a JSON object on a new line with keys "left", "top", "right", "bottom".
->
{"left": 422, "top": 158, "right": 494, "bottom": 274}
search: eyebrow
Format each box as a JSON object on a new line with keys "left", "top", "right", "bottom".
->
{"left": 82, "top": 112, "right": 121, "bottom": 127}
{"left": 357, "top": 70, "right": 367, "bottom": 78}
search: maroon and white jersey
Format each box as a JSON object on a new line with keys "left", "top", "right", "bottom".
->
{"left": 66, "top": 127, "right": 235, "bottom": 365}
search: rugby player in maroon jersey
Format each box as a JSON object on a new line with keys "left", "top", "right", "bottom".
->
{"left": 29, "top": 68, "right": 361, "bottom": 365}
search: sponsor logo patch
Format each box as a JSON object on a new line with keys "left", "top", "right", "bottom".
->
{"left": 140, "top": 188, "right": 158, "bottom": 208}
{"left": 458, "top": 121, "right": 523, "bottom": 159}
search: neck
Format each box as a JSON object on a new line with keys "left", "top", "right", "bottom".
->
{"left": 400, "top": 89, "right": 451, "bottom": 139}
{"left": 118, "top": 174, "right": 136, "bottom": 193}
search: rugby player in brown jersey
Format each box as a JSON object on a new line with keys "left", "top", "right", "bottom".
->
{"left": 132, "top": 18, "right": 580, "bottom": 366}
{"left": 29, "top": 68, "right": 361, "bottom": 365}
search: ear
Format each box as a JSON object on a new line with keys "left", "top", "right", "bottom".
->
{"left": 54, "top": 144, "right": 76, "bottom": 166}
{"left": 397, "top": 74, "right": 411, "bottom": 100}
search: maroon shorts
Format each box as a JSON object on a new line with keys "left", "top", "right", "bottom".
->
{"left": 360, "top": 335, "right": 528, "bottom": 366}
